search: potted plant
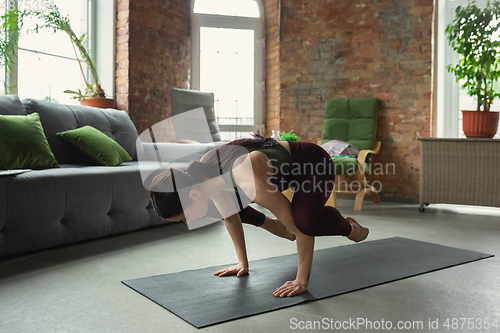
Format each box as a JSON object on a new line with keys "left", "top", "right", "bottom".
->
{"left": 445, "top": 0, "right": 500, "bottom": 138}
{"left": 280, "top": 130, "right": 300, "bottom": 142}
{"left": 0, "top": 4, "right": 114, "bottom": 108}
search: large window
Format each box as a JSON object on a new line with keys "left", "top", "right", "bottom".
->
{"left": 191, "top": 0, "right": 265, "bottom": 141}
{"left": 19, "top": 1, "right": 87, "bottom": 104}
{"left": 0, "top": 5, "right": 5, "bottom": 96}
{"left": 2, "top": 0, "right": 94, "bottom": 105}
{"left": 437, "top": 0, "right": 500, "bottom": 138}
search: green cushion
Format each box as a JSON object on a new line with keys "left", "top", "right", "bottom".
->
{"left": 331, "top": 156, "right": 371, "bottom": 175}
{"left": 321, "top": 98, "right": 379, "bottom": 150}
{"left": 0, "top": 113, "right": 60, "bottom": 170}
{"left": 56, "top": 126, "right": 132, "bottom": 166}
{"left": 331, "top": 156, "right": 357, "bottom": 175}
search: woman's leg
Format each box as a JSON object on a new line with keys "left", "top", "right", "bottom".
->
{"left": 206, "top": 198, "right": 295, "bottom": 240}
{"left": 287, "top": 141, "right": 353, "bottom": 237}
{"left": 206, "top": 198, "right": 265, "bottom": 226}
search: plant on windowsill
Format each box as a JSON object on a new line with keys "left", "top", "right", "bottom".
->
{"left": 0, "top": 4, "right": 114, "bottom": 108}
{"left": 445, "top": 0, "right": 500, "bottom": 138}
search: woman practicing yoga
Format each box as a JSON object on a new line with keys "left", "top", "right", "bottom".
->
{"left": 150, "top": 134, "right": 369, "bottom": 297}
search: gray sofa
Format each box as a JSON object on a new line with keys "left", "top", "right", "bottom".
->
{"left": 0, "top": 95, "right": 217, "bottom": 257}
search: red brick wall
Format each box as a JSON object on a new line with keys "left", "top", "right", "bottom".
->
{"left": 264, "top": 0, "right": 281, "bottom": 137}
{"left": 116, "top": 0, "right": 129, "bottom": 112}
{"left": 277, "top": 0, "right": 434, "bottom": 199}
{"left": 116, "top": 0, "right": 191, "bottom": 136}
{"left": 115, "top": 0, "right": 433, "bottom": 199}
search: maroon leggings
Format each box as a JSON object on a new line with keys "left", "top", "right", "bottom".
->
{"left": 205, "top": 141, "right": 352, "bottom": 237}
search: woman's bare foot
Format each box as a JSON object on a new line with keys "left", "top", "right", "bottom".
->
{"left": 260, "top": 217, "right": 296, "bottom": 241}
{"left": 346, "top": 217, "right": 369, "bottom": 242}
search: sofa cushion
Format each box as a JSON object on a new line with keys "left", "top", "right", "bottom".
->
{"left": 57, "top": 126, "right": 132, "bottom": 166}
{"left": 0, "top": 95, "right": 27, "bottom": 115}
{"left": 0, "top": 113, "right": 60, "bottom": 170}
{"left": 22, "top": 99, "right": 139, "bottom": 164}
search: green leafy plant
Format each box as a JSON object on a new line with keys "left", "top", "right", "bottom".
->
{"left": 280, "top": 130, "right": 300, "bottom": 142}
{"left": 0, "top": 8, "right": 18, "bottom": 92}
{"left": 64, "top": 84, "right": 99, "bottom": 101}
{"left": 0, "top": 4, "right": 105, "bottom": 100}
{"left": 445, "top": 0, "right": 500, "bottom": 111}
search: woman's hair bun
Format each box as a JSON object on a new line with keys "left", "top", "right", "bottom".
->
{"left": 185, "top": 160, "right": 219, "bottom": 183}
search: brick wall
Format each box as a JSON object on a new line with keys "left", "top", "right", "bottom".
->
{"left": 277, "top": 0, "right": 434, "bottom": 199}
{"left": 116, "top": 0, "right": 433, "bottom": 199}
{"left": 115, "top": 0, "right": 190, "bottom": 136}
{"left": 116, "top": 0, "right": 129, "bottom": 113}
{"left": 263, "top": 0, "right": 281, "bottom": 136}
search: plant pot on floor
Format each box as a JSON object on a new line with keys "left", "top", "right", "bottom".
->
{"left": 462, "top": 110, "right": 500, "bottom": 138}
{"left": 81, "top": 97, "right": 115, "bottom": 109}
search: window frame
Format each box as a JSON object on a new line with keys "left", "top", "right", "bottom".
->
{"left": 436, "top": 0, "right": 499, "bottom": 138}
{"left": 2, "top": 0, "right": 114, "bottom": 102}
{"left": 191, "top": 0, "right": 266, "bottom": 136}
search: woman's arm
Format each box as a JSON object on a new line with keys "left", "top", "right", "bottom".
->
{"left": 223, "top": 212, "right": 249, "bottom": 267}
{"left": 252, "top": 184, "right": 315, "bottom": 296}
{"left": 231, "top": 151, "right": 314, "bottom": 296}
{"left": 211, "top": 192, "right": 249, "bottom": 277}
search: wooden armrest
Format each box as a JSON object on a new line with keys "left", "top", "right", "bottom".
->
{"left": 172, "top": 139, "right": 200, "bottom": 144}
{"left": 357, "top": 141, "right": 381, "bottom": 169}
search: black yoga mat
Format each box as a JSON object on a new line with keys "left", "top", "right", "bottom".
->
{"left": 122, "top": 237, "right": 493, "bottom": 328}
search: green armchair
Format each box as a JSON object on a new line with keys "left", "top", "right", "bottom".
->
{"left": 319, "top": 98, "right": 381, "bottom": 211}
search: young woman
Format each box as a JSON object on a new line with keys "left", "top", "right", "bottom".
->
{"left": 150, "top": 134, "right": 369, "bottom": 297}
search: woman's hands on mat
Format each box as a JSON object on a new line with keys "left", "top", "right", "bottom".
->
{"left": 214, "top": 263, "right": 249, "bottom": 277}
{"left": 249, "top": 176, "right": 315, "bottom": 298}
{"left": 273, "top": 279, "right": 308, "bottom": 297}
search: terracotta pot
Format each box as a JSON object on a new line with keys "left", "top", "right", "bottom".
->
{"left": 462, "top": 110, "right": 500, "bottom": 138}
{"left": 80, "top": 97, "right": 115, "bottom": 109}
